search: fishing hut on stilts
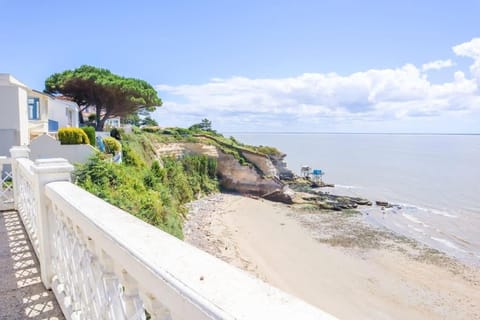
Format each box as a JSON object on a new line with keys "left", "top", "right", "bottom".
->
{"left": 301, "top": 165, "right": 325, "bottom": 187}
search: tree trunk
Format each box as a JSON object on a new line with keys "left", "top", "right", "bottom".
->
{"left": 78, "top": 110, "right": 85, "bottom": 125}
{"left": 96, "top": 110, "right": 112, "bottom": 131}
{"left": 95, "top": 106, "right": 102, "bottom": 130}
{"left": 96, "top": 117, "right": 107, "bottom": 131}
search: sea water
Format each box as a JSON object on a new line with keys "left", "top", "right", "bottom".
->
{"left": 232, "top": 133, "right": 480, "bottom": 265}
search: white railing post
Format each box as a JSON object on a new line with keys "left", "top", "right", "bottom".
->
{"left": 10, "top": 146, "right": 30, "bottom": 210}
{"left": 31, "top": 158, "right": 74, "bottom": 289}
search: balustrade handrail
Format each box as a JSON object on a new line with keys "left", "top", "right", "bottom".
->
{"left": 9, "top": 146, "right": 336, "bottom": 320}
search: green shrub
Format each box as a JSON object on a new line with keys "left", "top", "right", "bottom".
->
{"left": 122, "top": 144, "right": 145, "bottom": 167}
{"left": 110, "top": 128, "right": 122, "bottom": 140}
{"left": 103, "top": 137, "right": 122, "bottom": 154}
{"left": 58, "top": 127, "right": 90, "bottom": 145}
{"left": 253, "top": 145, "right": 282, "bottom": 156}
{"left": 81, "top": 126, "right": 96, "bottom": 146}
{"left": 174, "top": 127, "right": 191, "bottom": 136}
{"left": 132, "top": 126, "right": 141, "bottom": 134}
{"left": 141, "top": 126, "right": 161, "bottom": 133}
{"left": 150, "top": 160, "right": 163, "bottom": 176}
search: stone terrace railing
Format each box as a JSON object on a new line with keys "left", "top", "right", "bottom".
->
{"left": 7, "top": 146, "right": 336, "bottom": 320}
{"left": 0, "top": 156, "right": 14, "bottom": 211}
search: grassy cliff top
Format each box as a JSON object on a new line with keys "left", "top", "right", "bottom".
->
{"left": 121, "top": 126, "right": 283, "bottom": 166}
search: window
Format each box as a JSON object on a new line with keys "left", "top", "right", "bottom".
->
{"left": 67, "top": 109, "right": 73, "bottom": 126}
{"left": 28, "top": 97, "right": 40, "bottom": 120}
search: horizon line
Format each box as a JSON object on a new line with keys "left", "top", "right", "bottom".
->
{"left": 221, "top": 132, "right": 480, "bottom": 136}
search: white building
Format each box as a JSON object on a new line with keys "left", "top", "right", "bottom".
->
{"left": 0, "top": 74, "right": 79, "bottom": 156}
{"left": 104, "top": 116, "right": 121, "bottom": 128}
{"left": 27, "top": 90, "right": 79, "bottom": 138}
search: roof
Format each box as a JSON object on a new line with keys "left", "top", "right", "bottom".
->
{"left": 54, "top": 95, "right": 74, "bottom": 102}
{"left": 30, "top": 89, "right": 55, "bottom": 99}
{"left": 0, "top": 74, "right": 29, "bottom": 89}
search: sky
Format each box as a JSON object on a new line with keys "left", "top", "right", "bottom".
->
{"left": 1, "top": 0, "right": 479, "bottom": 133}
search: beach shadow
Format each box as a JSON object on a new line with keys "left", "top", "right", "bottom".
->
{"left": 0, "top": 210, "right": 64, "bottom": 320}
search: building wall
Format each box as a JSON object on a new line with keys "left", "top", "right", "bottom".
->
{"left": 0, "top": 86, "right": 20, "bottom": 131}
{"left": 17, "top": 87, "right": 29, "bottom": 144}
{"left": 0, "top": 129, "right": 17, "bottom": 156}
{"left": 0, "top": 84, "right": 29, "bottom": 147}
{"left": 47, "top": 98, "right": 79, "bottom": 129}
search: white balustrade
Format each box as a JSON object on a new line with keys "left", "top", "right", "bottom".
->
{"left": 10, "top": 148, "right": 39, "bottom": 256}
{"left": 0, "top": 156, "right": 14, "bottom": 211}
{"left": 8, "top": 146, "right": 336, "bottom": 320}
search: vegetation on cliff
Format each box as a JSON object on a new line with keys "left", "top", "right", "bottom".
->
{"left": 74, "top": 140, "right": 218, "bottom": 239}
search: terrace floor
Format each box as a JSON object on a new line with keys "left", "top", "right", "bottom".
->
{"left": 0, "top": 210, "right": 64, "bottom": 320}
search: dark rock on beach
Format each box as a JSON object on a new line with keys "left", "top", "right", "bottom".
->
{"left": 285, "top": 179, "right": 373, "bottom": 213}
{"left": 375, "top": 201, "right": 393, "bottom": 208}
{"left": 262, "top": 189, "right": 294, "bottom": 204}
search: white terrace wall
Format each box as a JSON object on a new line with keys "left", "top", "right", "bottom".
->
{"left": 9, "top": 146, "right": 337, "bottom": 320}
{"left": 29, "top": 134, "right": 96, "bottom": 164}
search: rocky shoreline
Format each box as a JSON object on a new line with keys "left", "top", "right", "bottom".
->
{"left": 185, "top": 193, "right": 469, "bottom": 273}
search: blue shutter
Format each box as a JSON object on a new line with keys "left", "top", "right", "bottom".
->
{"left": 48, "top": 119, "right": 59, "bottom": 132}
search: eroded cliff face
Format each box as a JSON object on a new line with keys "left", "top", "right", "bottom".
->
{"left": 216, "top": 151, "right": 283, "bottom": 195}
{"left": 269, "top": 154, "right": 295, "bottom": 180}
{"left": 241, "top": 150, "right": 278, "bottom": 177}
{"left": 152, "top": 142, "right": 219, "bottom": 158}
{"left": 152, "top": 142, "right": 285, "bottom": 196}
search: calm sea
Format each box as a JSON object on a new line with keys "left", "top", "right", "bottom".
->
{"left": 232, "top": 133, "right": 480, "bottom": 265}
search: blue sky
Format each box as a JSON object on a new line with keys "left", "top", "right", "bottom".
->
{"left": 1, "top": 0, "right": 479, "bottom": 133}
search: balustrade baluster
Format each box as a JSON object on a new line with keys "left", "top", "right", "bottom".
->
{"left": 100, "top": 251, "right": 126, "bottom": 319}
{"left": 142, "top": 295, "right": 172, "bottom": 320}
{"left": 121, "top": 271, "right": 146, "bottom": 319}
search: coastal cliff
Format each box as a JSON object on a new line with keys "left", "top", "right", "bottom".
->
{"left": 150, "top": 140, "right": 287, "bottom": 196}
{"left": 122, "top": 129, "right": 370, "bottom": 209}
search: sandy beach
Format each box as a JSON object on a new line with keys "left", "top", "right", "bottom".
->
{"left": 185, "top": 193, "right": 480, "bottom": 320}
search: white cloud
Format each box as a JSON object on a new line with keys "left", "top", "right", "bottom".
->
{"left": 422, "top": 59, "right": 454, "bottom": 71}
{"left": 155, "top": 38, "right": 480, "bottom": 132}
{"left": 453, "top": 38, "right": 480, "bottom": 84}
{"left": 453, "top": 38, "right": 480, "bottom": 59}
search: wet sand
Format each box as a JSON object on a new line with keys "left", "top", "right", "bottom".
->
{"left": 184, "top": 193, "right": 480, "bottom": 320}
